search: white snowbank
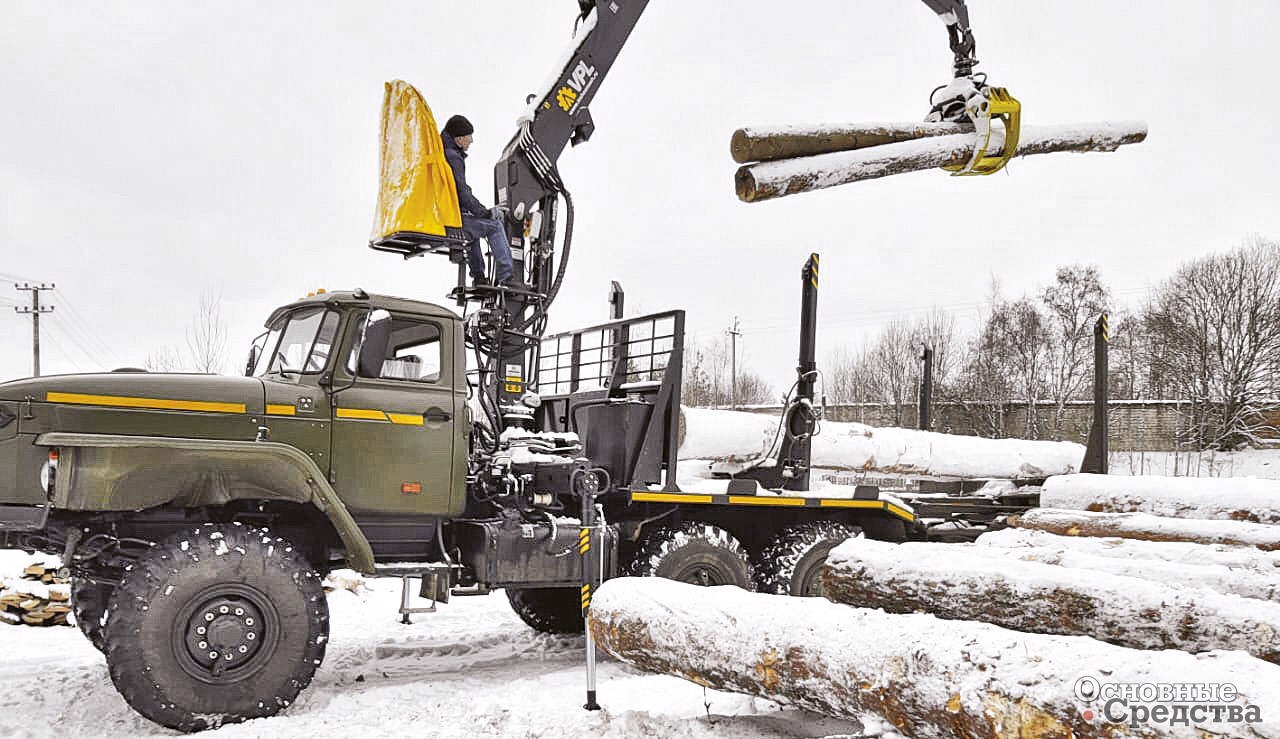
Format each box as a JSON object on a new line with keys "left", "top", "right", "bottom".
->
{"left": 977, "top": 527, "right": 1280, "bottom": 571}
{"left": 1043, "top": 473, "right": 1280, "bottom": 523}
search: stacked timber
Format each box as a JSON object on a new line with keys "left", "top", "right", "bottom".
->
{"left": 0, "top": 563, "right": 71, "bottom": 627}
{"left": 732, "top": 121, "right": 1148, "bottom": 202}
{"left": 821, "top": 538, "right": 1280, "bottom": 664}
{"left": 590, "top": 577, "right": 1280, "bottom": 738}
{"left": 677, "top": 406, "right": 1082, "bottom": 479}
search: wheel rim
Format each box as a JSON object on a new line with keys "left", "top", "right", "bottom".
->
{"left": 798, "top": 563, "right": 826, "bottom": 597}
{"left": 673, "top": 563, "right": 733, "bottom": 587}
{"left": 171, "top": 584, "right": 281, "bottom": 685}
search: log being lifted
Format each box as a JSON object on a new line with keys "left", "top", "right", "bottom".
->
{"left": 822, "top": 539, "right": 1280, "bottom": 664}
{"left": 735, "top": 121, "right": 1148, "bottom": 202}
{"left": 1008, "top": 508, "right": 1280, "bottom": 551}
{"left": 677, "top": 406, "right": 1083, "bottom": 479}
{"left": 590, "top": 577, "right": 1280, "bottom": 739}
{"left": 1041, "top": 473, "right": 1280, "bottom": 525}
{"left": 730, "top": 122, "right": 971, "bottom": 163}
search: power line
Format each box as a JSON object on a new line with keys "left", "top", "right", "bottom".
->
{"left": 14, "top": 282, "right": 54, "bottom": 376}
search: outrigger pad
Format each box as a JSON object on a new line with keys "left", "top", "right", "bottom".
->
{"left": 369, "top": 80, "right": 465, "bottom": 250}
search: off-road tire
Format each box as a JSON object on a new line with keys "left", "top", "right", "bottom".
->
{"left": 506, "top": 587, "right": 585, "bottom": 634}
{"left": 628, "top": 521, "right": 754, "bottom": 590}
{"left": 70, "top": 578, "right": 113, "bottom": 652}
{"left": 102, "top": 523, "right": 329, "bottom": 732}
{"left": 754, "top": 521, "right": 860, "bottom": 596}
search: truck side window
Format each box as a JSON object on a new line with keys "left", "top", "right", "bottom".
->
{"left": 349, "top": 316, "right": 442, "bottom": 383}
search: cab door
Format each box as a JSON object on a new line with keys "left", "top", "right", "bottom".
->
{"left": 329, "top": 311, "right": 462, "bottom": 517}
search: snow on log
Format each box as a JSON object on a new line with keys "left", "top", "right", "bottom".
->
{"left": 590, "top": 577, "right": 1280, "bottom": 738}
{"left": 730, "top": 122, "right": 970, "bottom": 163}
{"left": 735, "top": 121, "right": 1148, "bottom": 202}
{"left": 678, "top": 406, "right": 1083, "bottom": 479}
{"left": 970, "top": 529, "right": 1280, "bottom": 602}
{"left": 822, "top": 538, "right": 1280, "bottom": 664}
{"left": 1041, "top": 473, "right": 1280, "bottom": 524}
{"left": 1008, "top": 508, "right": 1280, "bottom": 551}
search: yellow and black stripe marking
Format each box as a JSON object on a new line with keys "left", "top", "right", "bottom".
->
{"left": 580, "top": 584, "right": 592, "bottom": 610}
{"left": 335, "top": 408, "right": 424, "bottom": 426}
{"left": 578, "top": 527, "right": 590, "bottom": 555}
{"left": 630, "top": 490, "right": 914, "bottom": 523}
{"left": 47, "top": 392, "right": 246, "bottom": 414}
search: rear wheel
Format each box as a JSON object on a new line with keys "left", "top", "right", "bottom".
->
{"left": 628, "top": 521, "right": 754, "bottom": 590}
{"left": 754, "top": 521, "right": 859, "bottom": 596}
{"left": 70, "top": 578, "right": 113, "bottom": 653}
{"left": 505, "top": 588, "right": 585, "bottom": 634}
{"left": 102, "top": 523, "right": 329, "bottom": 732}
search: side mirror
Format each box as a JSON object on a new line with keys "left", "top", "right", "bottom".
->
{"left": 352, "top": 309, "right": 392, "bottom": 378}
{"left": 245, "top": 333, "right": 267, "bottom": 377}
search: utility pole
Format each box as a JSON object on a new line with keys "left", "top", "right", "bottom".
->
{"left": 14, "top": 283, "right": 55, "bottom": 377}
{"left": 728, "top": 317, "right": 741, "bottom": 409}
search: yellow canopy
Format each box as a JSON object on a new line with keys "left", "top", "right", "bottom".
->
{"left": 370, "top": 80, "right": 463, "bottom": 243}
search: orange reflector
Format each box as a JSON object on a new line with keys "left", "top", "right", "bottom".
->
{"left": 48, "top": 449, "right": 59, "bottom": 462}
{"left": 402, "top": 482, "right": 422, "bottom": 495}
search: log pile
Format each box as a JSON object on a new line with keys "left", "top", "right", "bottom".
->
{"left": 1007, "top": 508, "right": 1280, "bottom": 551}
{"left": 0, "top": 563, "right": 72, "bottom": 627}
{"left": 821, "top": 538, "right": 1280, "bottom": 664}
{"left": 733, "top": 121, "right": 1148, "bottom": 202}
{"left": 1040, "top": 473, "right": 1280, "bottom": 524}
{"left": 590, "top": 577, "right": 1280, "bottom": 739}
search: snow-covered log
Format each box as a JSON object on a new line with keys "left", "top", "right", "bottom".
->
{"left": 971, "top": 529, "right": 1280, "bottom": 602}
{"left": 978, "top": 527, "right": 1280, "bottom": 571}
{"left": 730, "top": 122, "right": 969, "bottom": 163}
{"left": 678, "top": 407, "right": 1083, "bottom": 479}
{"left": 735, "top": 122, "right": 1148, "bottom": 202}
{"left": 1041, "top": 474, "right": 1280, "bottom": 524}
{"left": 590, "top": 577, "right": 1280, "bottom": 739}
{"left": 822, "top": 539, "right": 1280, "bottom": 663}
{"left": 1008, "top": 508, "right": 1280, "bottom": 551}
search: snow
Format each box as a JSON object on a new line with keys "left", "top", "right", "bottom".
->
{"left": 972, "top": 528, "right": 1280, "bottom": 601}
{"left": 742, "top": 121, "right": 1148, "bottom": 197}
{"left": 1042, "top": 473, "right": 1280, "bottom": 523}
{"left": 826, "top": 538, "right": 1280, "bottom": 661}
{"left": 0, "top": 551, "right": 866, "bottom": 738}
{"left": 1015, "top": 508, "right": 1280, "bottom": 550}
{"left": 592, "top": 577, "right": 1280, "bottom": 738}
{"left": 679, "top": 407, "right": 1083, "bottom": 479}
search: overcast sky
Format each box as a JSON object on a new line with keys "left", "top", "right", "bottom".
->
{"left": 2, "top": 1, "right": 1278, "bottom": 393}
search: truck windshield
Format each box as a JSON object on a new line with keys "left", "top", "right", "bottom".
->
{"left": 255, "top": 307, "right": 340, "bottom": 377}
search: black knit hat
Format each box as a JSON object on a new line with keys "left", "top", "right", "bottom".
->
{"left": 443, "top": 114, "right": 474, "bottom": 138}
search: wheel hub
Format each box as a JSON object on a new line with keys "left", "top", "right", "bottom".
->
{"left": 173, "top": 585, "right": 278, "bottom": 683}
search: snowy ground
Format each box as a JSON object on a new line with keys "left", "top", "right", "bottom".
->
{"left": 1109, "top": 448, "right": 1280, "bottom": 478}
{"left": 0, "top": 551, "right": 871, "bottom": 739}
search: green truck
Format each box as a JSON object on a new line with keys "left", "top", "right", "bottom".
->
{"left": 0, "top": 280, "right": 916, "bottom": 731}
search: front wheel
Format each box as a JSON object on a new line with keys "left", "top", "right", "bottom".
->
{"left": 103, "top": 524, "right": 329, "bottom": 732}
{"left": 628, "top": 521, "right": 754, "bottom": 590}
{"left": 70, "top": 578, "right": 113, "bottom": 652}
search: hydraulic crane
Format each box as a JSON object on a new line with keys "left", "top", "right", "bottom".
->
{"left": 369, "top": 0, "right": 1019, "bottom": 447}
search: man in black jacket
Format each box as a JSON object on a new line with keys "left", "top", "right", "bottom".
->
{"left": 441, "top": 114, "right": 514, "bottom": 287}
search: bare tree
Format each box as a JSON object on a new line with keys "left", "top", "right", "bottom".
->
{"left": 144, "top": 347, "right": 184, "bottom": 373}
{"left": 186, "top": 292, "right": 228, "bottom": 375}
{"left": 1041, "top": 265, "right": 1110, "bottom": 439}
{"left": 1142, "top": 238, "right": 1280, "bottom": 448}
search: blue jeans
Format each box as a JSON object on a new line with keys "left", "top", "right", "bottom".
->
{"left": 462, "top": 215, "right": 513, "bottom": 283}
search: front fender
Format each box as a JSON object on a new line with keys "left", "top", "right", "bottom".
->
{"left": 36, "top": 432, "right": 375, "bottom": 574}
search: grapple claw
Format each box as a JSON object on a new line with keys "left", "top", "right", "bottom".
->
{"left": 945, "top": 85, "right": 1021, "bottom": 176}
